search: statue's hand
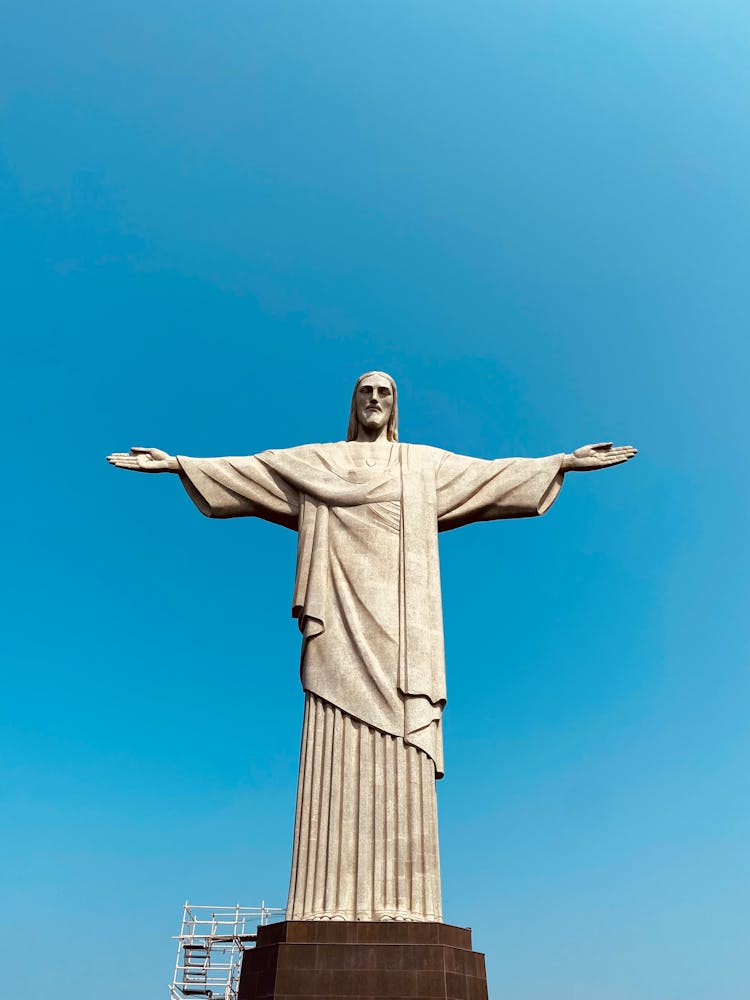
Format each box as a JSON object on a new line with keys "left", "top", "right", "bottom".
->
{"left": 106, "top": 447, "right": 178, "bottom": 473}
{"left": 562, "top": 442, "right": 637, "bottom": 472}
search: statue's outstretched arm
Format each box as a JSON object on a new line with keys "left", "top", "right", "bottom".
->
{"left": 107, "top": 448, "right": 299, "bottom": 527}
{"left": 561, "top": 443, "right": 637, "bottom": 472}
{"left": 107, "top": 447, "right": 180, "bottom": 473}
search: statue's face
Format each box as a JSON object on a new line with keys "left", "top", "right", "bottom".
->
{"left": 356, "top": 374, "right": 394, "bottom": 434}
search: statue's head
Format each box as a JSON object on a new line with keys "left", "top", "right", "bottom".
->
{"left": 346, "top": 371, "right": 399, "bottom": 442}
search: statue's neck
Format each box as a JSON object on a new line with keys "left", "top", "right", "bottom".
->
{"left": 353, "top": 428, "right": 390, "bottom": 443}
{"left": 346, "top": 439, "right": 396, "bottom": 470}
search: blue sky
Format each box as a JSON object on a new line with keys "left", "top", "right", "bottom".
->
{"left": 2, "top": 2, "right": 748, "bottom": 997}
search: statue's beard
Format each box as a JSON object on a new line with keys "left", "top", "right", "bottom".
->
{"left": 361, "top": 412, "right": 385, "bottom": 426}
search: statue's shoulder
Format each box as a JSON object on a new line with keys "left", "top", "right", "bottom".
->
{"left": 401, "top": 442, "right": 447, "bottom": 468}
{"left": 260, "top": 442, "right": 363, "bottom": 476}
{"left": 262, "top": 442, "right": 338, "bottom": 461}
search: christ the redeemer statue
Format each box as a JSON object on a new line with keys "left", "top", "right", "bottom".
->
{"left": 107, "top": 371, "right": 636, "bottom": 923}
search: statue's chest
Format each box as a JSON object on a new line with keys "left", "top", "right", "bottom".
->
{"left": 342, "top": 462, "right": 398, "bottom": 483}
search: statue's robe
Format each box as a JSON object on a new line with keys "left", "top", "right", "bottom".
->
{"left": 177, "top": 442, "right": 564, "bottom": 921}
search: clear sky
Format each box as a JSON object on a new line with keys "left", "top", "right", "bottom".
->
{"left": 2, "top": 2, "right": 748, "bottom": 998}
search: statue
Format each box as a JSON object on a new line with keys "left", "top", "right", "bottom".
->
{"left": 107, "top": 371, "right": 636, "bottom": 924}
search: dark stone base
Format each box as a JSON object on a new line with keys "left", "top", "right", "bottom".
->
{"left": 238, "top": 920, "right": 488, "bottom": 1000}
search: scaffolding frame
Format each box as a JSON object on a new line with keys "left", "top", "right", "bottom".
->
{"left": 169, "top": 901, "right": 285, "bottom": 1000}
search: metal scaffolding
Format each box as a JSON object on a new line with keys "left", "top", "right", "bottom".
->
{"left": 169, "top": 901, "right": 285, "bottom": 1000}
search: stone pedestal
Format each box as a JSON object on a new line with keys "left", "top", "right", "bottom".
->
{"left": 237, "top": 920, "right": 488, "bottom": 1000}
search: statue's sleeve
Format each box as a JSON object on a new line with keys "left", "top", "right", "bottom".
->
{"left": 435, "top": 450, "right": 565, "bottom": 532}
{"left": 176, "top": 453, "right": 300, "bottom": 530}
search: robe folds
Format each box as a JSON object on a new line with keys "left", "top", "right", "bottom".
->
{"left": 177, "top": 442, "right": 564, "bottom": 920}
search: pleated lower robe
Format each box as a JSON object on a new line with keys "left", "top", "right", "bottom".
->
{"left": 286, "top": 693, "right": 442, "bottom": 922}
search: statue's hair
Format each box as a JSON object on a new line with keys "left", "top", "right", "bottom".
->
{"left": 346, "top": 371, "right": 399, "bottom": 442}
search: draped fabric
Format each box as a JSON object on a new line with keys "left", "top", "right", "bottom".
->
{"left": 287, "top": 693, "right": 442, "bottom": 922}
{"left": 178, "top": 442, "right": 564, "bottom": 777}
{"left": 176, "top": 441, "right": 565, "bottom": 921}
